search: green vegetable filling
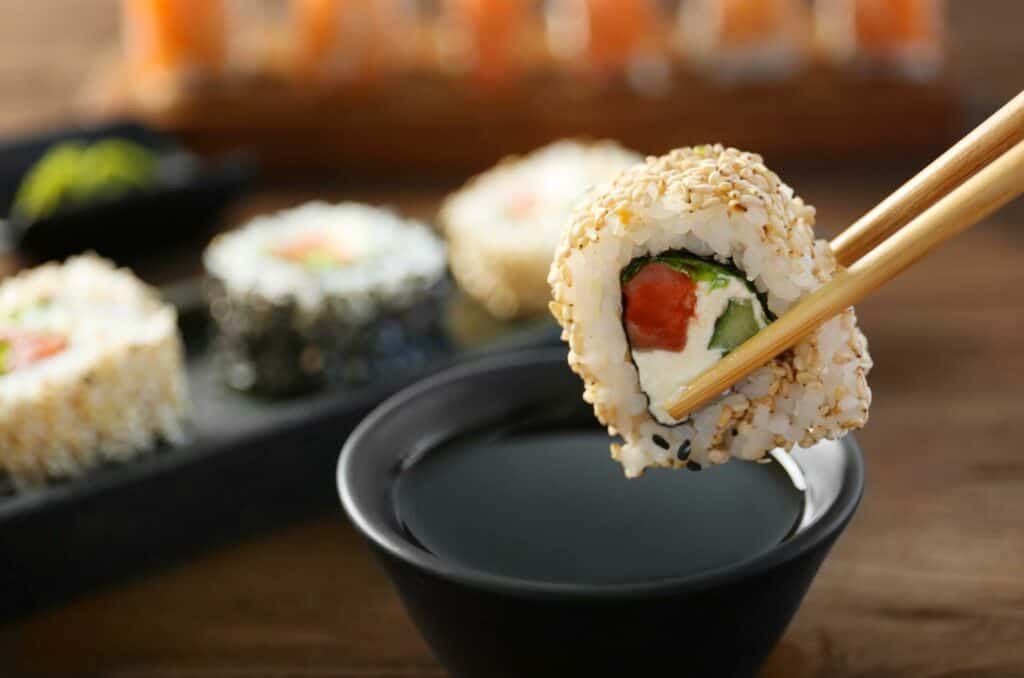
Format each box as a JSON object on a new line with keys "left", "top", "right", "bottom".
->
{"left": 621, "top": 250, "right": 773, "bottom": 354}
{"left": 0, "top": 339, "right": 9, "bottom": 376}
{"left": 709, "top": 299, "right": 763, "bottom": 353}
{"left": 302, "top": 250, "right": 344, "bottom": 271}
{"left": 622, "top": 250, "right": 761, "bottom": 297}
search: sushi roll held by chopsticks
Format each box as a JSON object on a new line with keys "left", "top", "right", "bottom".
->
{"left": 549, "top": 145, "right": 872, "bottom": 477}
{"left": 441, "top": 140, "right": 642, "bottom": 319}
{"left": 0, "top": 255, "right": 188, "bottom": 490}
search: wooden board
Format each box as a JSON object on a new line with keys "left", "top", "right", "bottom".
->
{"left": 80, "top": 62, "right": 962, "bottom": 177}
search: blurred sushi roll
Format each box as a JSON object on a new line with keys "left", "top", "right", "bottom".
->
{"left": 223, "top": 0, "right": 292, "bottom": 75}
{"left": 549, "top": 145, "right": 872, "bottom": 477}
{"left": 436, "top": 0, "right": 542, "bottom": 87}
{"left": 816, "top": 0, "right": 943, "bottom": 80}
{"left": 546, "top": 0, "right": 670, "bottom": 93}
{"left": 0, "top": 255, "right": 188, "bottom": 490}
{"left": 122, "top": 0, "right": 227, "bottom": 79}
{"left": 440, "top": 140, "right": 642, "bottom": 320}
{"left": 291, "top": 0, "right": 417, "bottom": 84}
{"left": 680, "top": 0, "right": 808, "bottom": 81}
{"left": 203, "top": 202, "right": 448, "bottom": 396}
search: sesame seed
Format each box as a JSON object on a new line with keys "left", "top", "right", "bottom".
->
{"left": 677, "top": 440, "right": 691, "bottom": 461}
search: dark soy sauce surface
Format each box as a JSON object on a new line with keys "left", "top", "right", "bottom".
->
{"left": 393, "top": 429, "right": 806, "bottom": 585}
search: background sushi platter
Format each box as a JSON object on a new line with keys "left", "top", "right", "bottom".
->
{"left": 0, "top": 274, "right": 558, "bottom": 620}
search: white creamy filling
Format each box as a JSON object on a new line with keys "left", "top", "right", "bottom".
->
{"left": 632, "top": 277, "right": 767, "bottom": 426}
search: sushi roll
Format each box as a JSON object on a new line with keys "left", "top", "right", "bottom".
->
{"left": 545, "top": 0, "right": 671, "bottom": 95}
{"left": 0, "top": 255, "right": 188, "bottom": 490}
{"left": 816, "top": 0, "right": 943, "bottom": 80}
{"left": 437, "top": 0, "right": 540, "bottom": 87}
{"left": 292, "top": 0, "right": 416, "bottom": 84}
{"left": 440, "top": 140, "right": 642, "bottom": 319}
{"left": 122, "top": 0, "right": 227, "bottom": 77}
{"left": 203, "top": 202, "right": 448, "bottom": 396}
{"left": 681, "top": 0, "right": 808, "bottom": 81}
{"left": 549, "top": 145, "right": 872, "bottom": 477}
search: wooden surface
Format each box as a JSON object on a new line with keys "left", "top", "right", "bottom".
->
{"left": 2, "top": 2, "right": 1024, "bottom": 677}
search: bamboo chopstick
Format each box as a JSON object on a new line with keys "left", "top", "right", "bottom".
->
{"left": 663, "top": 139, "right": 1024, "bottom": 422}
{"left": 830, "top": 91, "right": 1024, "bottom": 267}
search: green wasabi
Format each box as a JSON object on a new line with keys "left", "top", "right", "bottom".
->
{"left": 13, "top": 139, "right": 158, "bottom": 221}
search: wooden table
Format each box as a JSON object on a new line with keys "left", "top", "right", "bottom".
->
{"left": 1, "top": 163, "right": 1023, "bottom": 677}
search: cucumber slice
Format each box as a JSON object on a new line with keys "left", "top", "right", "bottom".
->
{"left": 709, "top": 299, "right": 762, "bottom": 353}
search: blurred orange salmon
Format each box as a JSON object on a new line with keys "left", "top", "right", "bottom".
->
{"left": 270, "top": 232, "right": 352, "bottom": 267}
{"left": 446, "top": 0, "right": 535, "bottom": 86}
{"left": 0, "top": 330, "right": 68, "bottom": 372}
{"left": 584, "top": 0, "right": 662, "bottom": 71}
{"left": 293, "top": 0, "right": 412, "bottom": 83}
{"left": 716, "top": 0, "right": 799, "bottom": 46}
{"left": 854, "top": 0, "right": 940, "bottom": 50}
{"left": 122, "top": 0, "right": 226, "bottom": 75}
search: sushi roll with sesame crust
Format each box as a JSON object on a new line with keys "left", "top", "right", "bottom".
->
{"left": 548, "top": 145, "right": 872, "bottom": 477}
{"left": 440, "top": 140, "right": 642, "bottom": 319}
{"left": 0, "top": 255, "right": 188, "bottom": 490}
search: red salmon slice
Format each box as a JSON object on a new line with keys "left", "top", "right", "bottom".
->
{"left": 0, "top": 330, "right": 69, "bottom": 372}
{"left": 450, "top": 0, "right": 533, "bottom": 85}
{"left": 122, "top": 0, "right": 226, "bottom": 75}
{"left": 271, "top": 232, "right": 352, "bottom": 266}
{"left": 622, "top": 262, "right": 697, "bottom": 352}
{"left": 855, "top": 0, "right": 940, "bottom": 47}
{"left": 585, "top": 0, "right": 662, "bottom": 70}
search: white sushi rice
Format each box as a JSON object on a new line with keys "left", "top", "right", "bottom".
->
{"left": 0, "top": 255, "right": 187, "bottom": 489}
{"left": 549, "top": 145, "right": 872, "bottom": 477}
{"left": 440, "top": 140, "right": 642, "bottom": 318}
{"left": 204, "top": 202, "right": 447, "bottom": 323}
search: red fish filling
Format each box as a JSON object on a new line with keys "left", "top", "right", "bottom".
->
{"left": 503, "top": 192, "right": 537, "bottom": 220}
{"left": 271, "top": 233, "right": 352, "bottom": 268}
{"left": 0, "top": 330, "right": 68, "bottom": 373}
{"left": 622, "top": 262, "right": 697, "bottom": 352}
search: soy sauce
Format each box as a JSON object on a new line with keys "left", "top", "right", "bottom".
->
{"left": 393, "top": 429, "right": 806, "bottom": 585}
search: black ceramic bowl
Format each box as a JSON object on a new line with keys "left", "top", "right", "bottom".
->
{"left": 338, "top": 349, "right": 864, "bottom": 678}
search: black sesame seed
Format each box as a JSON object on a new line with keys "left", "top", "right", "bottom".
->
{"left": 652, "top": 435, "right": 670, "bottom": 450}
{"left": 686, "top": 460, "right": 702, "bottom": 472}
{"left": 676, "top": 440, "right": 691, "bottom": 461}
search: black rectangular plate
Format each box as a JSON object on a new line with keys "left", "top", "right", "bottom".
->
{"left": 0, "top": 279, "right": 560, "bottom": 622}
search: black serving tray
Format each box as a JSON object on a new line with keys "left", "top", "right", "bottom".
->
{"left": 0, "top": 279, "right": 560, "bottom": 622}
{"left": 0, "top": 121, "right": 254, "bottom": 259}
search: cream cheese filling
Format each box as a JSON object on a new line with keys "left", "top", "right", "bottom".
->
{"left": 631, "top": 277, "right": 767, "bottom": 426}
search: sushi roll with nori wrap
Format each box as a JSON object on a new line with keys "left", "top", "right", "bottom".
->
{"left": 440, "top": 140, "right": 642, "bottom": 319}
{"left": 549, "top": 145, "right": 872, "bottom": 477}
{"left": 0, "top": 255, "right": 188, "bottom": 490}
{"left": 203, "top": 202, "right": 448, "bottom": 396}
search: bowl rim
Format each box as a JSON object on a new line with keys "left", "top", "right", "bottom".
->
{"left": 338, "top": 347, "right": 865, "bottom": 601}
